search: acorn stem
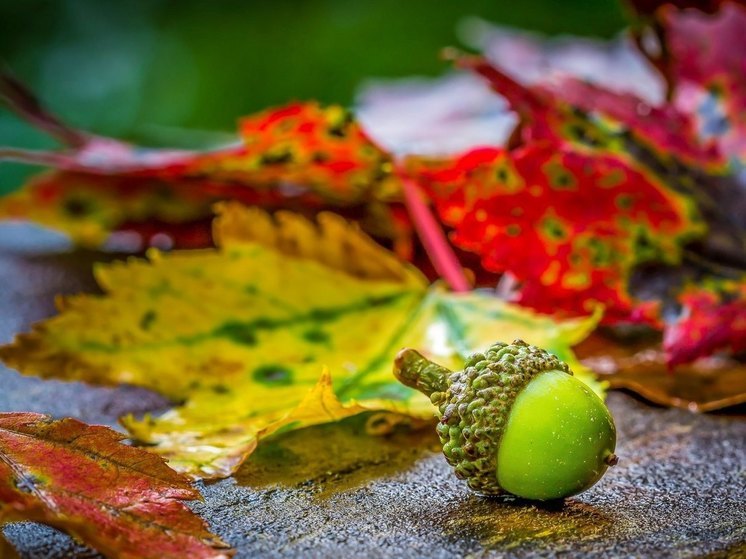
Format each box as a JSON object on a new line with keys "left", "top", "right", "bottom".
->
{"left": 393, "top": 348, "right": 451, "bottom": 397}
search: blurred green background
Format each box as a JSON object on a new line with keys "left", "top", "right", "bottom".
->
{"left": 0, "top": 0, "right": 627, "bottom": 193}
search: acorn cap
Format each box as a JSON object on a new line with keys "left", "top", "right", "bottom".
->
{"left": 393, "top": 339, "right": 570, "bottom": 495}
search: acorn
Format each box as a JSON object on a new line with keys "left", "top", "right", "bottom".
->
{"left": 394, "top": 340, "right": 617, "bottom": 501}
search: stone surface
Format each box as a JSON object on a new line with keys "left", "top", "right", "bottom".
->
{"left": 0, "top": 224, "right": 745, "bottom": 558}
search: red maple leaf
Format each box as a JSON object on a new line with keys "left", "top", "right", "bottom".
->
{"left": 0, "top": 412, "right": 232, "bottom": 558}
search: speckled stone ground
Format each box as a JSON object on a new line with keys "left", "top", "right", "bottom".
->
{"left": 1, "top": 225, "right": 745, "bottom": 558}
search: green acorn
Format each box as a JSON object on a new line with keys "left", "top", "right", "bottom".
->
{"left": 394, "top": 339, "right": 617, "bottom": 501}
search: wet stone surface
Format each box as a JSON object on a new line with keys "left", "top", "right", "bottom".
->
{"left": 0, "top": 225, "right": 745, "bottom": 558}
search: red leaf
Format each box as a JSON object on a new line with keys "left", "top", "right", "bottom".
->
{"left": 0, "top": 98, "right": 408, "bottom": 250}
{"left": 451, "top": 50, "right": 725, "bottom": 167}
{"left": 542, "top": 76, "right": 723, "bottom": 168}
{"left": 636, "top": 1, "right": 746, "bottom": 163}
{"left": 0, "top": 412, "right": 233, "bottom": 559}
{"left": 413, "top": 50, "right": 746, "bottom": 367}
{"left": 1, "top": 102, "right": 397, "bottom": 206}
{"left": 664, "top": 280, "right": 746, "bottom": 365}
{"left": 628, "top": 0, "right": 745, "bottom": 16}
{"left": 407, "top": 142, "right": 697, "bottom": 323}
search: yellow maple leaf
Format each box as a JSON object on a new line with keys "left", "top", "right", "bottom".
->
{"left": 0, "top": 202, "right": 601, "bottom": 478}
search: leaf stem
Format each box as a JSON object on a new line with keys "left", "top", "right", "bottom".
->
{"left": 399, "top": 173, "right": 470, "bottom": 292}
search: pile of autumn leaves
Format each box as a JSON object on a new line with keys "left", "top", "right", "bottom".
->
{"left": 0, "top": 1, "right": 745, "bottom": 557}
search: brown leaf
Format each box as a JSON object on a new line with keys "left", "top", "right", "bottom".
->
{"left": 0, "top": 533, "right": 19, "bottom": 559}
{"left": 576, "top": 334, "right": 746, "bottom": 412}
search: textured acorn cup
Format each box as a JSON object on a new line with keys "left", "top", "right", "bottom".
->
{"left": 393, "top": 340, "right": 617, "bottom": 501}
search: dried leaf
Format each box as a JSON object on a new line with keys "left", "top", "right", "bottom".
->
{"left": 0, "top": 204, "right": 600, "bottom": 478}
{"left": 577, "top": 333, "right": 746, "bottom": 411}
{"left": 0, "top": 533, "right": 19, "bottom": 559}
{"left": 0, "top": 412, "right": 232, "bottom": 559}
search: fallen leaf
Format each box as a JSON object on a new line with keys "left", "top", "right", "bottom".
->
{"left": 540, "top": 75, "right": 723, "bottom": 169}
{"left": 0, "top": 204, "right": 600, "bottom": 478}
{"left": 0, "top": 171, "right": 215, "bottom": 248}
{"left": 406, "top": 142, "right": 701, "bottom": 323}
{"left": 663, "top": 279, "right": 746, "bottom": 366}
{"left": 0, "top": 83, "right": 408, "bottom": 249}
{"left": 0, "top": 94, "right": 400, "bottom": 227}
{"left": 0, "top": 412, "right": 233, "bottom": 559}
{"left": 0, "top": 533, "right": 19, "bottom": 559}
{"left": 411, "top": 48, "right": 746, "bottom": 367}
{"left": 0, "top": 169, "right": 343, "bottom": 250}
{"left": 634, "top": 1, "right": 746, "bottom": 164}
{"left": 576, "top": 333, "right": 746, "bottom": 411}
{"left": 184, "top": 102, "right": 400, "bottom": 204}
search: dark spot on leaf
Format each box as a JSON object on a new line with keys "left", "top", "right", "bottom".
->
{"left": 545, "top": 161, "right": 577, "bottom": 190}
{"left": 588, "top": 238, "right": 613, "bottom": 266}
{"left": 63, "top": 197, "right": 92, "bottom": 217}
{"left": 309, "top": 308, "right": 337, "bottom": 321}
{"left": 153, "top": 185, "right": 174, "bottom": 200}
{"left": 303, "top": 329, "right": 330, "bottom": 344}
{"left": 215, "top": 321, "right": 258, "bottom": 345}
{"left": 328, "top": 125, "right": 347, "bottom": 138}
{"left": 252, "top": 317, "right": 278, "bottom": 329}
{"left": 253, "top": 365, "right": 293, "bottom": 386}
{"left": 327, "top": 110, "right": 354, "bottom": 138}
{"left": 541, "top": 217, "right": 568, "bottom": 241}
{"left": 312, "top": 151, "right": 330, "bottom": 163}
{"left": 506, "top": 225, "right": 522, "bottom": 237}
{"left": 635, "top": 231, "right": 656, "bottom": 260}
{"left": 554, "top": 172, "right": 574, "bottom": 188}
{"left": 616, "top": 194, "right": 634, "bottom": 210}
{"left": 212, "top": 384, "right": 230, "bottom": 394}
{"left": 367, "top": 293, "right": 402, "bottom": 306}
{"left": 567, "top": 123, "right": 600, "bottom": 147}
{"left": 139, "top": 310, "right": 157, "bottom": 330}
{"left": 260, "top": 149, "right": 293, "bottom": 165}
